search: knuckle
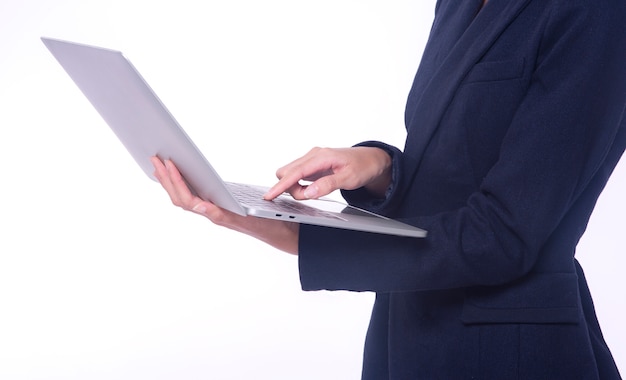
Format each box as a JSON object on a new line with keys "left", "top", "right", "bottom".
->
{"left": 308, "top": 146, "right": 325, "bottom": 157}
{"left": 169, "top": 194, "right": 189, "bottom": 209}
{"left": 209, "top": 209, "right": 228, "bottom": 226}
{"left": 326, "top": 176, "right": 338, "bottom": 191}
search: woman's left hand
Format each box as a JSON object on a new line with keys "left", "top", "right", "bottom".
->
{"left": 150, "top": 156, "right": 299, "bottom": 254}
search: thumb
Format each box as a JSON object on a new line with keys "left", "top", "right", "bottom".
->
{"left": 303, "top": 176, "right": 339, "bottom": 199}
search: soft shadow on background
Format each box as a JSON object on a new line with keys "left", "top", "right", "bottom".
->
{"left": 1, "top": 1, "right": 624, "bottom": 379}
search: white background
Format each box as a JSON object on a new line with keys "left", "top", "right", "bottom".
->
{"left": 0, "top": 1, "right": 624, "bottom": 379}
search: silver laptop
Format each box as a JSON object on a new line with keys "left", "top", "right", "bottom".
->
{"left": 41, "top": 37, "right": 426, "bottom": 238}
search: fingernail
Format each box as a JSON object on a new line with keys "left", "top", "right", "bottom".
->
{"left": 193, "top": 204, "right": 207, "bottom": 215}
{"left": 304, "top": 185, "right": 318, "bottom": 199}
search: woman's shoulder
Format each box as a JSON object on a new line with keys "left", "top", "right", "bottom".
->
{"left": 541, "top": 0, "right": 626, "bottom": 40}
{"left": 546, "top": 0, "right": 626, "bottom": 21}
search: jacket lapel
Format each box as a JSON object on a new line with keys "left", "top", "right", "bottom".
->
{"left": 402, "top": 0, "right": 533, "bottom": 180}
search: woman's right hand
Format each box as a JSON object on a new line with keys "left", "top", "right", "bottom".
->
{"left": 263, "top": 146, "right": 392, "bottom": 201}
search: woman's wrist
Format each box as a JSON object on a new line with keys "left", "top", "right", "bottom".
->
{"left": 362, "top": 147, "right": 392, "bottom": 198}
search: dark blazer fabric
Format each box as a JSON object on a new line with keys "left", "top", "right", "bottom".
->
{"left": 298, "top": 0, "right": 626, "bottom": 379}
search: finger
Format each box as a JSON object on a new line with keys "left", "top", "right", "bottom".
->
{"left": 302, "top": 173, "right": 343, "bottom": 199}
{"left": 151, "top": 156, "right": 179, "bottom": 201}
{"left": 274, "top": 147, "right": 339, "bottom": 181}
{"left": 151, "top": 156, "right": 168, "bottom": 182}
{"left": 153, "top": 157, "right": 201, "bottom": 210}
{"left": 265, "top": 151, "right": 339, "bottom": 200}
{"left": 151, "top": 157, "right": 240, "bottom": 222}
{"left": 264, "top": 173, "right": 309, "bottom": 200}
{"left": 274, "top": 147, "right": 321, "bottom": 178}
{"left": 265, "top": 170, "right": 340, "bottom": 200}
{"left": 265, "top": 166, "right": 332, "bottom": 200}
{"left": 163, "top": 159, "right": 202, "bottom": 210}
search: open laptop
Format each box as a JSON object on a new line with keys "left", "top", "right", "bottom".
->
{"left": 41, "top": 37, "right": 426, "bottom": 238}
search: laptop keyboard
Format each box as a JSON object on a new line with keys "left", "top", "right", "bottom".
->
{"left": 225, "top": 182, "right": 343, "bottom": 220}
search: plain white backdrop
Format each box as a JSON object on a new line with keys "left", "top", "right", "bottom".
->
{"left": 1, "top": 1, "right": 624, "bottom": 379}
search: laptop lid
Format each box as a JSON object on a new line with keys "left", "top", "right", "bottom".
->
{"left": 42, "top": 37, "right": 247, "bottom": 216}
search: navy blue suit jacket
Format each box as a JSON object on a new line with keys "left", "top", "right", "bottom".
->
{"left": 298, "top": 0, "right": 626, "bottom": 378}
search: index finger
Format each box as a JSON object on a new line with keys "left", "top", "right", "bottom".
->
{"left": 263, "top": 172, "right": 308, "bottom": 200}
{"left": 264, "top": 147, "right": 345, "bottom": 200}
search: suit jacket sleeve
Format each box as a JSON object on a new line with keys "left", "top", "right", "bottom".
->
{"left": 298, "top": 1, "right": 626, "bottom": 292}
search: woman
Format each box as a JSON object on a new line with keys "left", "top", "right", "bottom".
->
{"left": 152, "top": 0, "right": 626, "bottom": 378}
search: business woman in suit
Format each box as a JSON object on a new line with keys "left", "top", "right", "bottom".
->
{"left": 152, "top": 0, "right": 626, "bottom": 378}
